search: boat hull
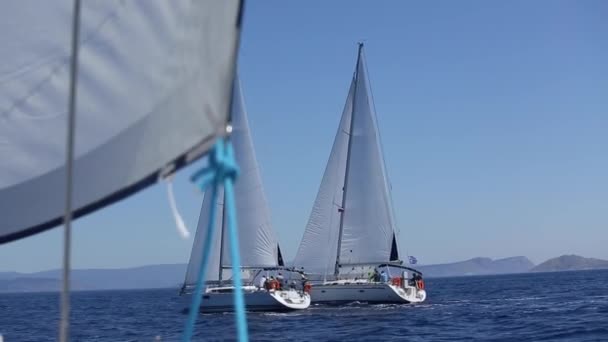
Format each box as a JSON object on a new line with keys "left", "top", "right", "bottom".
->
{"left": 310, "top": 281, "right": 426, "bottom": 305}
{"left": 182, "top": 288, "right": 311, "bottom": 313}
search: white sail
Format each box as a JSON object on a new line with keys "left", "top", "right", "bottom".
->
{"left": 184, "top": 78, "right": 278, "bottom": 286}
{"left": 293, "top": 80, "right": 354, "bottom": 275}
{"left": 0, "top": 0, "right": 242, "bottom": 243}
{"left": 340, "top": 49, "right": 398, "bottom": 265}
{"left": 221, "top": 78, "right": 278, "bottom": 269}
{"left": 294, "top": 45, "right": 399, "bottom": 276}
{"left": 185, "top": 186, "right": 224, "bottom": 283}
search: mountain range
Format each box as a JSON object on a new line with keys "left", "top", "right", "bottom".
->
{"left": 415, "top": 256, "right": 534, "bottom": 277}
{"left": 0, "top": 264, "right": 186, "bottom": 293}
{"left": 530, "top": 255, "right": 608, "bottom": 273}
{"left": 2, "top": 255, "right": 607, "bottom": 293}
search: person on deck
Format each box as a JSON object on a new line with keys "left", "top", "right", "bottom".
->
{"left": 371, "top": 268, "right": 380, "bottom": 282}
{"left": 266, "top": 276, "right": 276, "bottom": 290}
{"left": 410, "top": 273, "right": 421, "bottom": 286}
{"left": 277, "top": 272, "right": 285, "bottom": 290}
{"left": 380, "top": 270, "right": 388, "bottom": 283}
{"left": 259, "top": 275, "right": 267, "bottom": 290}
{"left": 300, "top": 273, "right": 308, "bottom": 290}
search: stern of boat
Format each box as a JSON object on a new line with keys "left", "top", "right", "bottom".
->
{"left": 270, "top": 289, "right": 311, "bottom": 310}
{"left": 388, "top": 284, "right": 426, "bottom": 303}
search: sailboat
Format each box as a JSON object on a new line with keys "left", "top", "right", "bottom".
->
{"left": 293, "top": 43, "right": 426, "bottom": 304}
{"left": 180, "top": 78, "right": 311, "bottom": 313}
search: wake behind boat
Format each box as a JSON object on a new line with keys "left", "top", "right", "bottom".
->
{"left": 180, "top": 78, "right": 310, "bottom": 313}
{"left": 293, "top": 43, "right": 426, "bottom": 305}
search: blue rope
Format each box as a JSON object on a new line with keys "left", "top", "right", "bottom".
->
{"left": 222, "top": 143, "right": 248, "bottom": 341}
{"left": 182, "top": 138, "right": 249, "bottom": 342}
{"left": 181, "top": 183, "right": 218, "bottom": 342}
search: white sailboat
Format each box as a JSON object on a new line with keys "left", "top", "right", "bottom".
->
{"left": 180, "top": 78, "right": 311, "bottom": 313}
{"left": 293, "top": 43, "right": 426, "bottom": 305}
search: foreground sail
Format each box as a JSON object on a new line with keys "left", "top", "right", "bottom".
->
{"left": 294, "top": 43, "right": 426, "bottom": 304}
{"left": 181, "top": 78, "right": 311, "bottom": 313}
{"left": 0, "top": 0, "right": 241, "bottom": 243}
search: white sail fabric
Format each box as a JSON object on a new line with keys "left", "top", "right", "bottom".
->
{"left": 220, "top": 78, "right": 278, "bottom": 269}
{"left": 0, "top": 0, "right": 242, "bottom": 243}
{"left": 185, "top": 186, "right": 224, "bottom": 283}
{"left": 293, "top": 80, "right": 354, "bottom": 275}
{"left": 184, "top": 78, "right": 278, "bottom": 286}
{"left": 340, "top": 50, "right": 397, "bottom": 265}
{"left": 294, "top": 45, "right": 399, "bottom": 276}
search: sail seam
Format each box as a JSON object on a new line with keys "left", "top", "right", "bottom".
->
{"left": 1, "top": 2, "right": 125, "bottom": 120}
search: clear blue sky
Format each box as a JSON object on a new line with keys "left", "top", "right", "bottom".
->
{"left": 2, "top": 0, "right": 607, "bottom": 273}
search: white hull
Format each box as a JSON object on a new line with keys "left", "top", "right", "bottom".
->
{"left": 310, "top": 280, "right": 426, "bottom": 304}
{"left": 182, "top": 286, "right": 311, "bottom": 313}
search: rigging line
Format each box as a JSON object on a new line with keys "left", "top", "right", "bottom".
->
{"left": 218, "top": 180, "right": 226, "bottom": 285}
{"left": 223, "top": 144, "right": 249, "bottom": 341}
{"left": 60, "top": 0, "right": 81, "bottom": 341}
{"left": 183, "top": 138, "right": 247, "bottom": 342}
{"left": 182, "top": 176, "right": 220, "bottom": 342}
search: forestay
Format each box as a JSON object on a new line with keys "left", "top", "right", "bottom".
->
{"left": 294, "top": 44, "right": 400, "bottom": 276}
{"left": 184, "top": 78, "right": 279, "bottom": 286}
{"left": 0, "top": 0, "right": 242, "bottom": 243}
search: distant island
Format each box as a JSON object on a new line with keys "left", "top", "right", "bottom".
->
{"left": 415, "top": 256, "right": 534, "bottom": 278}
{"left": 0, "top": 264, "right": 187, "bottom": 293}
{"left": 530, "top": 255, "right": 608, "bottom": 273}
{"left": 1, "top": 255, "right": 607, "bottom": 293}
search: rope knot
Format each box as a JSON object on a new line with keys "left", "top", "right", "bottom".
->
{"left": 190, "top": 139, "right": 239, "bottom": 192}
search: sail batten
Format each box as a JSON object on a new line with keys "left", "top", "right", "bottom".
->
{"left": 0, "top": 0, "right": 242, "bottom": 244}
{"left": 294, "top": 44, "right": 400, "bottom": 276}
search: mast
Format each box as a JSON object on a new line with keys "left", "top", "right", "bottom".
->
{"left": 334, "top": 42, "right": 364, "bottom": 276}
{"left": 218, "top": 193, "right": 226, "bottom": 284}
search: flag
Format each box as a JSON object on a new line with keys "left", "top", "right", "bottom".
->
{"left": 408, "top": 256, "right": 418, "bottom": 265}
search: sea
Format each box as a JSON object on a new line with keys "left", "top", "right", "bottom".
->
{"left": 1, "top": 270, "right": 607, "bottom": 341}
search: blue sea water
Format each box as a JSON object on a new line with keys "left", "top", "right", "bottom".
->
{"left": 1, "top": 270, "right": 607, "bottom": 341}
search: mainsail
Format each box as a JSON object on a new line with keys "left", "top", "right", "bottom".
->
{"left": 0, "top": 0, "right": 242, "bottom": 243}
{"left": 184, "top": 78, "right": 279, "bottom": 286}
{"left": 294, "top": 44, "right": 400, "bottom": 276}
